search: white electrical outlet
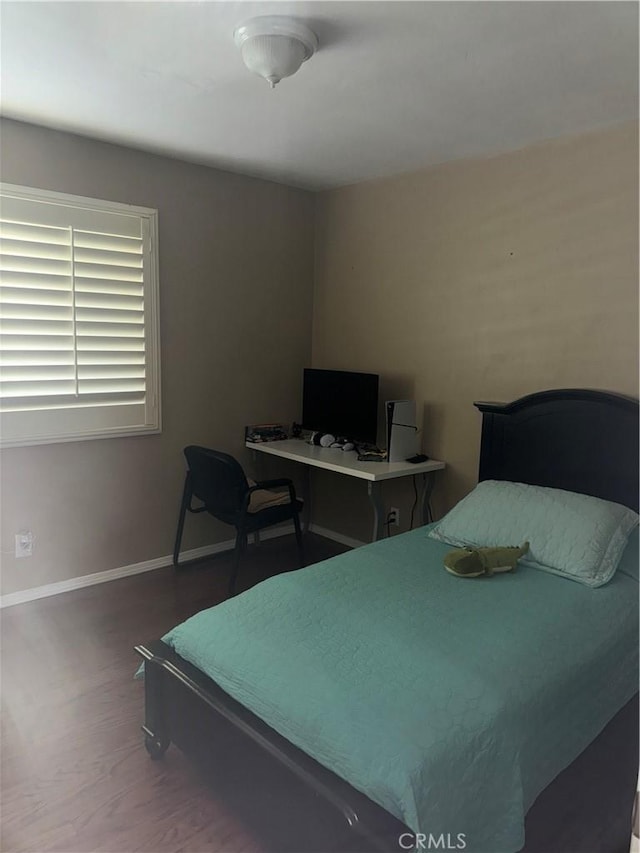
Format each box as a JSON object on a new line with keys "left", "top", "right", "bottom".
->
{"left": 389, "top": 507, "right": 400, "bottom": 527}
{"left": 15, "top": 530, "right": 33, "bottom": 558}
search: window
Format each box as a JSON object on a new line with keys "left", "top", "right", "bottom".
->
{"left": 0, "top": 184, "right": 160, "bottom": 447}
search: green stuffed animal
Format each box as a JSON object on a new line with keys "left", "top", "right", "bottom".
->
{"left": 444, "top": 542, "right": 530, "bottom": 578}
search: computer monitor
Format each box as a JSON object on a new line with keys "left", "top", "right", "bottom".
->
{"left": 301, "top": 368, "right": 379, "bottom": 444}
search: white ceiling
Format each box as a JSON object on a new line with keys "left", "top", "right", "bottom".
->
{"left": 1, "top": 1, "right": 637, "bottom": 190}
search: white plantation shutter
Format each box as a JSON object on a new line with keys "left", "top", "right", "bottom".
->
{"left": 0, "top": 184, "right": 160, "bottom": 446}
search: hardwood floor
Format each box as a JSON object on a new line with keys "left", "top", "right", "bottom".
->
{"left": 1, "top": 531, "right": 637, "bottom": 853}
{"left": 1, "top": 533, "right": 347, "bottom": 853}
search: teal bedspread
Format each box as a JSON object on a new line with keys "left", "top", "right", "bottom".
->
{"left": 162, "top": 528, "right": 639, "bottom": 853}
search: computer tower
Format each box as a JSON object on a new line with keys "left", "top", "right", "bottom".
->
{"left": 386, "top": 400, "right": 418, "bottom": 462}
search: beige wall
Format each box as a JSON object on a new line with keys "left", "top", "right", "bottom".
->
{"left": 0, "top": 119, "right": 315, "bottom": 596}
{"left": 2, "top": 119, "right": 637, "bottom": 590}
{"left": 312, "top": 121, "right": 639, "bottom": 541}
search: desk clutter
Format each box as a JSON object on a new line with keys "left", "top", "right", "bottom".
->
{"left": 245, "top": 423, "right": 288, "bottom": 443}
{"left": 307, "top": 430, "right": 387, "bottom": 460}
{"left": 246, "top": 423, "right": 426, "bottom": 465}
{"left": 357, "top": 448, "right": 387, "bottom": 462}
{"left": 245, "top": 425, "right": 429, "bottom": 465}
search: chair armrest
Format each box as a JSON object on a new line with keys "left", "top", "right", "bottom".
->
{"left": 253, "top": 478, "right": 293, "bottom": 490}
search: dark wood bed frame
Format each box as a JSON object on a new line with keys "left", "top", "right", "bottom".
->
{"left": 136, "top": 388, "right": 639, "bottom": 852}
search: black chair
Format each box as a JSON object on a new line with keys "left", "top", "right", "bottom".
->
{"left": 173, "top": 445, "right": 304, "bottom": 595}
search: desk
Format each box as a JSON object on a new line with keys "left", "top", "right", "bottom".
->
{"left": 246, "top": 439, "right": 445, "bottom": 542}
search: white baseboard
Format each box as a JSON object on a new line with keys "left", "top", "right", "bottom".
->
{"left": 0, "top": 523, "right": 363, "bottom": 609}
{"left": 308, "top": 523, "right": 366, "bottom": 550}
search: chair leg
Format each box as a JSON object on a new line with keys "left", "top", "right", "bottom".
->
{"left": 293, "top": 512, "right": 305, "bottom": 567}
{"left": 173, "top": 475, "right": 191, "bottom": 567}
{"left": 228, "top": 530, "right": 245, "bottom": 596}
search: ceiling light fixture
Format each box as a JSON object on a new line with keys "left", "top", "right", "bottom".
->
{"left": 234, "top": 16, "right": 318, "bottom": 89}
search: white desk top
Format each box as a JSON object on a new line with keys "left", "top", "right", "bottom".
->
{"left": 246, "top": 439, "right": 445, "bottom": 482}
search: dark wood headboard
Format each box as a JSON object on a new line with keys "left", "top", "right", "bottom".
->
{"left": 474, "top": 389, "right": 639, "bottom": 512}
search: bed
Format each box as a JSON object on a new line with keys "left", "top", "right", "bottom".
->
{"left": 136, "top": 388, "right": 639, "bottom": 853}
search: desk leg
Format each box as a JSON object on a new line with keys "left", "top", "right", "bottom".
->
{"left": 419, "top": 472, "right": 436, "bottom": 526}
{"left": 367, "top": 481, "right": 385, "bottom": 541}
